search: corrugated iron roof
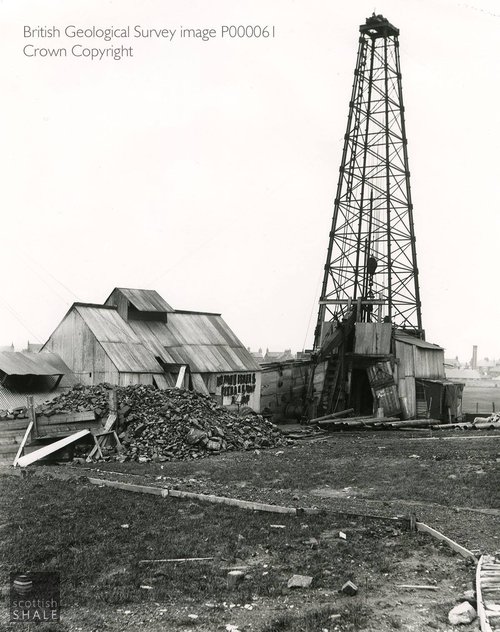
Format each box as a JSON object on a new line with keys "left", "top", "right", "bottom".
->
{"left": 394, "top": 332, "right": 443, "bottom": 350}
{"left": 0, "top": 352, "right": 66, "bottom": 377}
{"left": 129, "top": 313, "right": 261, "bottom": 373}
{"left": 112, "top": 288, "right": 174, "bottom": 313}
{"left": 74, "top": 305, "right": 163, "bottom": 373}
{"left": 0, "top": 386, "right": 67, "bottom": 411}
{"left": 100, "top": 342, "right": 163, "bottom": 374}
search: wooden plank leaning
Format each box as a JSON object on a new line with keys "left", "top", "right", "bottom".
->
{"left": 17, "top": 430, "right": 91, "bottom": 468}
{"left": 416, "top": 522, "right": 478, "bottom": 561}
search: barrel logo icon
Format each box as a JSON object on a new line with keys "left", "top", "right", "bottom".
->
{"left": 13, "top": 575, "right": 32, "bottom": 595}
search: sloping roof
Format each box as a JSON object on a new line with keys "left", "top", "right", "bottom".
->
{"left": 0, "top": 352, "right": 67, "bottom": 377}
{"left": 0, "top": 387, "right": 66, "bottom": 411}
{"left": 128, "top": 312, "right": 261, "bottom": 373}
{"left": 445, "top": 368, "right": 482, "bottom": 380}
{"left": 394, "top": 332, "right": 443, "bottom": 351}
{"left": 109, "top": 288, "right": 174, "bottom": 313}
{"left": 73, "top": 304, "right": 163, "bottom": 373}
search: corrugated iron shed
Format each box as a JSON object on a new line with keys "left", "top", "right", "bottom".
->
{"left": 129, "top": 313, "right": 261, "bottom": 373}
{"left": 73, "top": 304, "right": 163, "bottom": 374}
{"left": 0, "top": 352, "right": 65, "bottom": 376}
{"left": 394, "top": 332, "right": 443, "bottom": 350}
{"left": 107, "top": 288, "right": 174, "bottom": 313}
{"left": 0, "top": 387, "right": 64, "bottom": 411}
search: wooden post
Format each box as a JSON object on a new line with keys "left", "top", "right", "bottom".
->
{"left": 27, "top": 395, "right": 37, "bottom": 439}
{"left": 108, "top": 389, "right": 118, "bottom": 415}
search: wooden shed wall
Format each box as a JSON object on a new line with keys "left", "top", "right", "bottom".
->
{"left": 206, "top": 371, "right": 261, "bottom": 412}
{"left": 413, "top": 347, "right": 445, "bottom": 379}
{"left": 260, "top": 361, "right": 311, "bottom": 416}
{"left": 44, "top": 310, "right": 119, "bottom": 386}
{"left": 118, "top": 373, "right": 156, "bottom": 387}
{"left": 105, "top": 291, "right": 129, "bottom": 322}
{"left": 354, "top": 323, "right": 392, "bottom": 355}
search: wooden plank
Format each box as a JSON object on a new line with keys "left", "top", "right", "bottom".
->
{"left": 87, "top": 478, "right": 167, "bottom": 496}
{"left": 175, "top": 365, "right": 187, "bottom": 389}
{"left": 37, "top": 411, "right": 96, "bottom": 425}
{"left": 139, "top": 557, "right": 214, "bottom": 564}
{"left": 416, "top": 522, "right": 477, "bottom": 561}
{"left": 12, "top": 421, "right": 34, "bottom": 467}
{"left": 27, "top": 396, "right": 37, "bottom": 437}
{"left": 310, "top": 409, "right": 354, "bottom": 423}
{"left": 477, "top": 555, "right": 494, "bottom": 632}
{"left": 37, "top": 421, "right": 101, "bottom": 437}
{"left": 86, "top": 414, "right": 118, "bottom": 461}
{"left": 17, "top": 430, "right": 91, "bottom": 467}
{"left": 0, "top": 418, "right": 31, "bottom": 431}
{"left": 395, "top": 584, "right": 438, "bottom": 591}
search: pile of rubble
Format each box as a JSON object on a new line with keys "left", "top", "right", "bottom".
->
{"left": 40, "top": 384, "right": 287, "bottom": 461}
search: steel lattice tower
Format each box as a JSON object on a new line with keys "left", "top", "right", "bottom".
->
{"left": 314, "top": 14, "right": 423, "bottom": 350}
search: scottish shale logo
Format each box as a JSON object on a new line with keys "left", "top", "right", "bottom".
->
{"left": 10, "top": 572, "right": 60, "bottom": 622}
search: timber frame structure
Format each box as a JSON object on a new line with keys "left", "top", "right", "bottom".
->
{"left": 314, "top": 14, "right": 423, "bottom": 352}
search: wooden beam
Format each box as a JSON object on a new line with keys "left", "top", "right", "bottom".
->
{"left": 175, "top": 366, "right": 187, "bottom": 389}
{"left": 37, "top": 411, "right": 96, "bottom": 426}
{"left": 310, "top": 409, "right": 354, "bottom": 423}
{"left": 17, "top": 429, "right": 91, "bottom": 467}
{"left": 416, "top": 522, "right": 477, "bottom": 561}
{"left": 12, "top": 421, "right": 34, "bottom": 467}
{"left": 139, "top": 557, "right": 214, "bottom": 564}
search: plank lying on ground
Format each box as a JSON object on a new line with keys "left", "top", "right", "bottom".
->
{"left": 317, "top": 416, "right": 399, "bottom": 426}
{"left": 17, "top": 430, "right": 91, "bottom": 467}
{"left": 396, "top": 584, "right": 438, "bottom": 591}
{"left": 85, "top": 475, "right": 409, "bottom": 524}
{"left": 168, "top": 488, "right": 298, "bottom": 514}
{"left": 416, "top": 521, "right": 477, "bottom": 561}
{"left": 310, "top": 409, "right": 354, "bottom": 423}
{"left": 87, "top": 478, "right": 167, "bottom": 497}
{"left": 139, "top": 557, "right": 214, "bottom": 564}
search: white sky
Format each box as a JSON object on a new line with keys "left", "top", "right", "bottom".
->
{"left": 1, "top": 0, "right": 499, "bottom": 362}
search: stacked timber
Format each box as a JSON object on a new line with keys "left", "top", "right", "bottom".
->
{"left": 312, "top": 412, "right": 441, "bottom": 430}
{"left": 39, "top": 384, "right": 287, "bottom": 461}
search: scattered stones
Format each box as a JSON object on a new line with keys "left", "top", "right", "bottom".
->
{"left": 448, "top": 602, "right": 477, "bottom": 625}
{"left": 341, "top": 580, "right": 358, "bottom": 596}
{"left": 287, "top": 574, "right": 313, "bottom": 589}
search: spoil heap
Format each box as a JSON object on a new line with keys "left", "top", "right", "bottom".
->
{"left": 39, "top": 384, "right": 286, "bottom": 461}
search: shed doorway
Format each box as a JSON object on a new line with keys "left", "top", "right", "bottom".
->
{"left": 350, "top": 369, "right": 374, "bottom": 415}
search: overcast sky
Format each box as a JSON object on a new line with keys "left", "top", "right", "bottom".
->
{"left": 1, "top": 0, "right": 499, "bottom": 362}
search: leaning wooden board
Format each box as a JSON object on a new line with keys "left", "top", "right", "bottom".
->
{"left": 477, "top": 554, "right": 500, "bottom": 632}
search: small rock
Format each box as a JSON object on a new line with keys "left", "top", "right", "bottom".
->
{"left": 227, "top": 571, "right": 245, "bottom": 589}
{"left": 287, "top": 574, "right": 313, "bottom": 589}
{"left": 341, "top": 580, "right": 358, "bottom": 596}
{"left": 448, "top": 601, "right": 477, "bottom": 625}
{"left": 463, "top": 589, "right": 476, "bottom": 604}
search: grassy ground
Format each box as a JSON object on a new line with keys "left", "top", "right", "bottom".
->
{"left": 0, "top": 474, "right": 478, "bottom": 632}
{"left": 86, "top": 430, "right": 500, "bottom": 511}
{"left": 462, "top": 382, "right": 500, "bottom": 414}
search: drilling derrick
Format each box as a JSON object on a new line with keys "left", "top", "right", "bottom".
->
{"left": 314, "top": 14, "right": 422, "bottom": 352}
{"left": 309, "top": 15, "right": 423, "bottom": 418}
